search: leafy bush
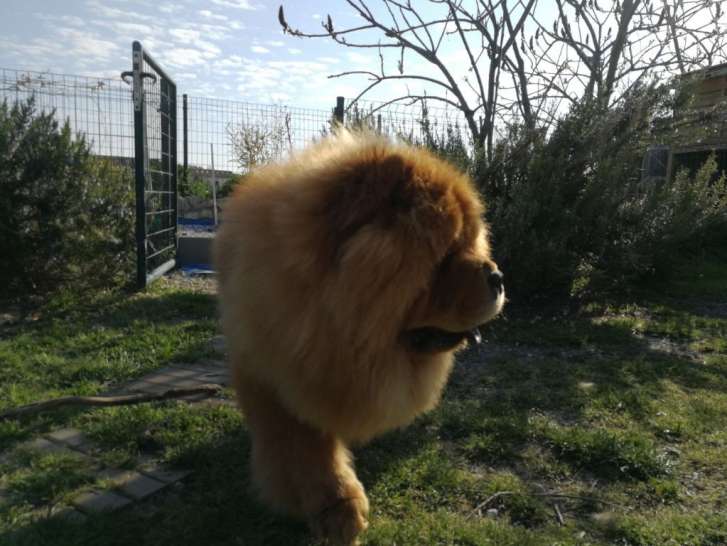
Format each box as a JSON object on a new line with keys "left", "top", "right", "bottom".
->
{"left": 184, "top": 176, "right": 213, "bottom": 199}
{"left": 0, "top": 98, "right": 134, "bottom": 298}
{"left": 472, "top": 84, "right": 727, "bottom": 297}
{"left": 227, "top": 116, "right": 291, "bottom": 172}
{"left": 217, "top": 174, "right": 244, "bottom": 198}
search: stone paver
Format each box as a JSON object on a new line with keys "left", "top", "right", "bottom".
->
{"left": 20, "top": 437, "right": 69, "bottom": 455}
{"left": 52, "top": 506, "right": 88, "bottom": 523}
{"left": 121, "top": 360, "right": 231, "bottom": 396}
{"left": 73, "top": 489, "right": 132, "bottom": 513}
{"left": 146, "top": 366, "right": 200, "bottom": 380}
{"left": 4, "top": 355, "right": 237, "bottom": 518}
{"left": 138, "top": 463, "right": 192, "bottom": 485}
{"left": 97, "top": 468, "right": 168, "bottom": 500}
{"left": 45, "top": 427, "right": 94, "bottom": 453}
{"left": 196, "top": 369, "right": 230, "bottom": 385}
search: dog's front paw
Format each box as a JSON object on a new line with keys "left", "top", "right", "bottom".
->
{"left": 311, "top": 493, "right": 369, "bottom": 546}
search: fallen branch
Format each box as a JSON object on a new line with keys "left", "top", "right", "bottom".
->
{"left": 469, "top": 490, "right": 623, "bottom": 518}
{"left": 536, "top": 493, "right": 624, "bottom": 508}
{"left": 0, "top": 384, "right": 224, "bottom": 421}
{"left": 469, "top": 491, "right": 513, "bottom": 517}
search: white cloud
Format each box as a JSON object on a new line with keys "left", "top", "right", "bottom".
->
{"left": 197, "top": 23, "right": 233, "bottom": 41}
{"left": 110, "top": 22, "right": 156, "bottom": 36}
{"left": 267, "top": 60, "right": 328, "bottom": 74}
{"left": 347, "top": 51, "right": 373, "bottom": 67}
{"left": 267, "top": 40, "right": 285, "bottom": 47}
{"left": 0, "top": 37, "right": 58, "bottom": 61}
{"left": 231, "top": 58, "right": 338, "bottom": 103}
{"left": 228, "top": 20, "right": 245, "bottom": 30}
{"left": 167, "top": 28, "right": 221, "bottom": 60}
{"left": 56, "top": 28, "right": 119, "bottom": 62}
{"left": 196, "top": 39, "right": 222, "bottom": 58}
{"left": 34, "top": 13, "right": 85, "bottom": 27}
{"left": 169, "top": 28, "right": 201, "bottom": 42}
{"left": 251, "top": 45, "right": 270, "bottom": 54}
{"left": 288, "top": 48, "right": 302, "bottom": 55}
{"left": 215, "top": 55, "right": 244, "bottom": 68}
{"left": 313, "top": 14, "right": 321, "bottom": 20}
{"left": 210, "top": 0, "right": 256, "bottom": 10}
{"left": 198, "top": 10, "right": 228, "bottom": 21}
{"left": 163, "top": 47, "right": 208, "bottom": 67}
{"left": 159, "top": 3, "right": 182, "bottom": 14}
{"left": 86, "top": 1, "right": 153, "bottom": 22}
{"left": 0, "top": 26, "right": 120, "bottom": 70}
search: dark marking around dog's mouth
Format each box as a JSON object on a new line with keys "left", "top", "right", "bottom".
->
{"left": 403, "top": 326, "right": 482, "bottom": 354}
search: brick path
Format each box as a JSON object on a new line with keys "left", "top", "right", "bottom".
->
{"left": 5, "top": 337, "right": 233, "bottom": 521}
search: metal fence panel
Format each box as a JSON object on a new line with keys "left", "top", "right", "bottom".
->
{"left": 130, "top": 41, "right": 178, "bottom": 288}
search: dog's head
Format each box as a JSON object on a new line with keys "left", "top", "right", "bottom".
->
{"left": 320, "top": 133, "right": 505, "bottom": 355}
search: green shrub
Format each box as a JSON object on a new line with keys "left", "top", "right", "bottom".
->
{"left": 217, "top": 174, "right": 244, "bottom": 198}
{"left": 181, "top": 172, "right": 242, "bottom": 200}
{"left": 185, "top": 176, "right": 213, "bottom": 199}
{"left": 0, "top": 98, "right": 134, "bottom": 298}
{"left": 473, "top": 84, "right": 727, "bottom": 297}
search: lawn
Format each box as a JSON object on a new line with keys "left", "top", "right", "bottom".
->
{"left": 1, "top": 257, "right": 726, "bottom": 546}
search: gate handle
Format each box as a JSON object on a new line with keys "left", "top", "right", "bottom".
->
{"left": 120, "top": 71, "right": 158, "bottom": 85}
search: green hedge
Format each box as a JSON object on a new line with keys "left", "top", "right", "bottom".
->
{"left": 0, "top": 98, "right": 134, "bottom": 298}
{"left": 468, "top": 85, "right": 727, "bottom": 297}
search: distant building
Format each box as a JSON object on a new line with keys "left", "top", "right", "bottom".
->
{"left": 691, "top": 62, "right": 727, "bottom": 110}
{"left": 643, "top": 62, "right": 727, "bottom": 182}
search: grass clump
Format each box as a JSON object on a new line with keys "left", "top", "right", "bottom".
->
{"left": 536, "top": 423, "right": 668, "bottom": 481}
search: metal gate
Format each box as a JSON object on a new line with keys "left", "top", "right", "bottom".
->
{"left": 125, "top": 41, "right": 178, "bottom": 288}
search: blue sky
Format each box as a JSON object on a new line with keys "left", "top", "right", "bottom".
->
{"left": 0, "top": 0, "right": 407, "bottom": 111}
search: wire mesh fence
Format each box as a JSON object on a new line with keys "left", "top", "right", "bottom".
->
{"left": 349, "top": 98, "right": 472, "bottom": 148}
{"left": 184, "top": 95, "right": 334, "bottom": 175}
{"left": 0, "top": 66, "right": 466, "bottom": 183}
{"left": 0, "top": 67, "right": 136, "bottom": 160}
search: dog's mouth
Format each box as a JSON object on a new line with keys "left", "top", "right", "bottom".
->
{"left": 403, "top": 326, "right": 483, "bottom": 354}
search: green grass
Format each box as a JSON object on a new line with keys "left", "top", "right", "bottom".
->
{"left": 0, "top": 281, "right": 219, "bottom": 449}
{"left": 1, "top": 255, "right": 727, "bottom": 545}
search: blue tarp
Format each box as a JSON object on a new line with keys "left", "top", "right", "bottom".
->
{"left": 181, "top": 263, "right": 215, "bottom": 276}
{"left": 179, "top": 218, "right": 216, "bottom": 233}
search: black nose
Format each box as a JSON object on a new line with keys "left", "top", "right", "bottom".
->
{"left": 487, "top": 270, "right": 504, "bottom": 294}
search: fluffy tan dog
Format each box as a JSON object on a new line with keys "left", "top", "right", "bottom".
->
{"left": 213, "top": 131, "right": 504, "bottom": 545}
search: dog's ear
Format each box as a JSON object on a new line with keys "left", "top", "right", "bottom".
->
{"left": 327, "top": 152, "right": 414, "bottom": 246}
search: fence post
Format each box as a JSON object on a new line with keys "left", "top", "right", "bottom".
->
{"left": 183, "top": 93, "right": 188, "bottom": 195}
{"left": 132, "top": 41, "right": 147, "bottom": 289}
{"left": 334, "top": 96, "right": 345, "bottom": 125}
